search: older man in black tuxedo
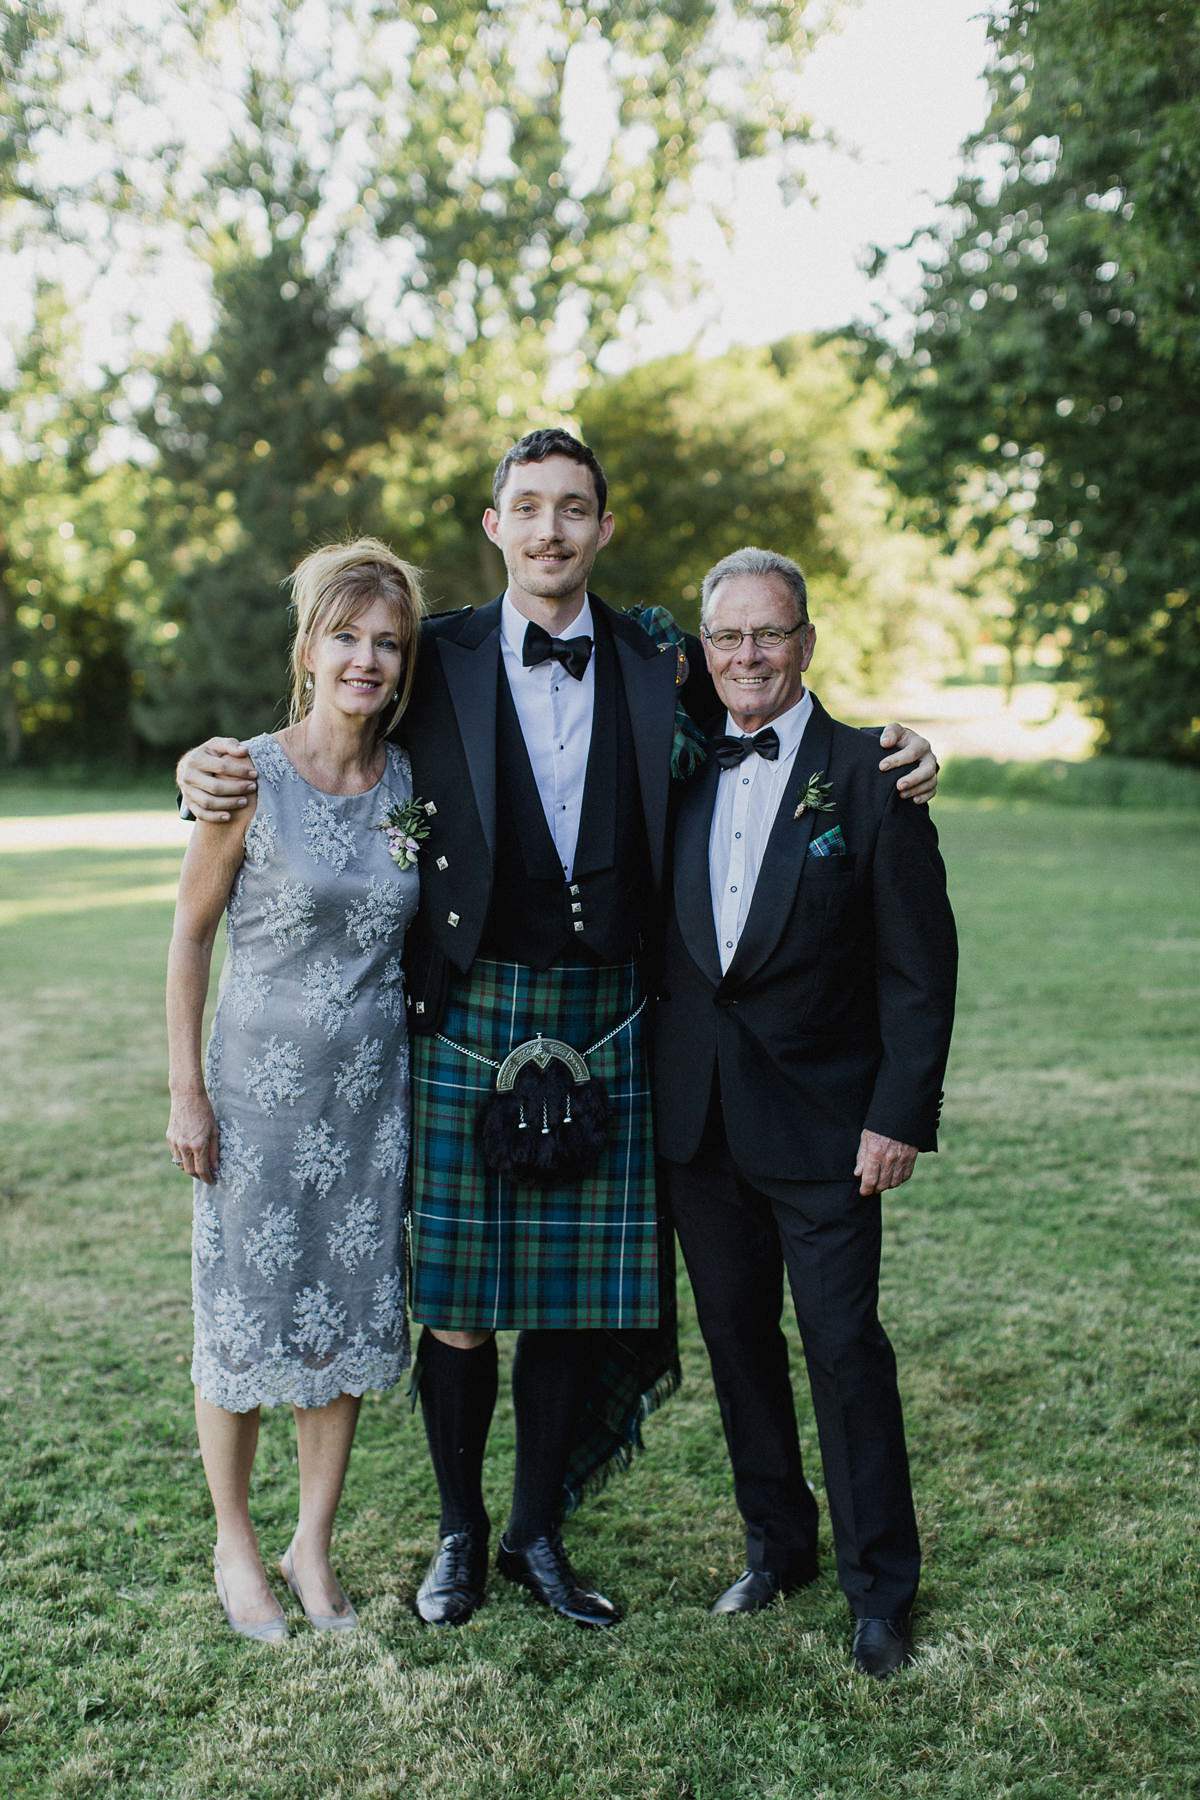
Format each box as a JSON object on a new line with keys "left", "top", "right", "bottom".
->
{"left": 654, "top": 545, "right": 957, "bottom": 1677}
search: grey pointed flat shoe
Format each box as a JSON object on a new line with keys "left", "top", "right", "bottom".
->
{"left": 213, "top": 1554, "right": 288, "bottom": 1643}
{"left": 280, "top": 1547, "right": 359, "bottom": 1632}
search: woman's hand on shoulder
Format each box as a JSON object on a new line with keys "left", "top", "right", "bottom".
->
{"left": 178, "top": 737, "right": 258, "bottom": 823}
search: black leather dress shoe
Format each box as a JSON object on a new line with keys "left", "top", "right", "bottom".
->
{"left": 414, "top": 1528, "right": 488, "bottom": 1626}
{"left": 710, "top": 1565, "right": 816, "bottom": 1615}
{"left": 496, "top": 1532, "right": 621, "bottom": 1627}
{"left": 851, "top": 1614, "right": 914, "bottom": 1677}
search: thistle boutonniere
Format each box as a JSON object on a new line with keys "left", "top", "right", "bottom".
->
{"left": 377, "top": 795, "right": 431, "bottom": 870}
{"left": 794, "top": 772, "right": 836, "bottom": 819}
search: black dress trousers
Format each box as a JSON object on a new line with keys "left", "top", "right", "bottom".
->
{"left": 665, "top": 1103, "right": 920, "bottom": 1618}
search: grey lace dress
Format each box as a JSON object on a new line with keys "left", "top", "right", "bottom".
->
{"left": 191, "top": 733, "right": 418, "bottom": 1411}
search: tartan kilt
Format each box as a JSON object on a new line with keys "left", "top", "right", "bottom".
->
{"left": 410, "top": 953, "right": 657, "bottom": 1331}
{"left": 409, "top": 952, "right": 679, "bottom": 1510}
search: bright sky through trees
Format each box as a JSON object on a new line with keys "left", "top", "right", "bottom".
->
{"left": 0, "top": 0, "right": 992, "bottom": 381}
{"left": 0, "top": 0, "right": 997, "bottom": 766}
{"left": 600, "top": 0, "right": 994, "bottom": 364}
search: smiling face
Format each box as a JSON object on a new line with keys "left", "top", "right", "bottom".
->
{"left": 702, "top": 571, "right": 816, "bottom": 733}
{"left": 302, "top": 595, "right": 405, "bottom": 726}
{"left": 482, "top": 454, "right": 614, "bottom": 624}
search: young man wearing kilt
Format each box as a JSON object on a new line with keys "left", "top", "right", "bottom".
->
{"left": 176, "top": 428, "right": 938, "bottom": 1630}
{"left": 397, "top": 428, "right": 691, "bottom": 1627}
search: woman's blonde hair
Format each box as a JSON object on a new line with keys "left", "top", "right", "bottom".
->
{"left": 286, "top": 537, "right": 426, "bottom": 737}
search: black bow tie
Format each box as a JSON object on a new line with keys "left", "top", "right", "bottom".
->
{"left": 712, "top": 727, "right": 781, "bottom": 768}
{"left": 522, "top": 620, "right": 593, "bottom": 680}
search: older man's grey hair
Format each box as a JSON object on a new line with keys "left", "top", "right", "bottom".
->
{"left": 700, "top": 547, "right": 809, "bottom": 627}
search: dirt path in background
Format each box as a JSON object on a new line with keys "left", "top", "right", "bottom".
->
{"left": 0, "top": 812, "right": 191, "bottom": 851}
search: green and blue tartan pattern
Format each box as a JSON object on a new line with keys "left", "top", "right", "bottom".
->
{"left": 409, "top": 954, "right": 658, "bottom": 1332}
{"left": 808, "top": 823, "right": 846, "bottom": 858}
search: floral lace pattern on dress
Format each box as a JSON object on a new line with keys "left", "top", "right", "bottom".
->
{"left": 192, "top": 735, "right": 418, "bottom": 1411}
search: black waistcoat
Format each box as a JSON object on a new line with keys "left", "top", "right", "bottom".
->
{"left": 478, "top": 618, "right": 654, "bottom": 970}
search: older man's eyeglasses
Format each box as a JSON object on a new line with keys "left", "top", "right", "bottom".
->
{"left": 701, "top": 622, "right": 808, "bottom": 651}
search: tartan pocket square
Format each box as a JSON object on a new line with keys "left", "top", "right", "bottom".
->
{"left": 808, "top": 824, "right": 846, "bottom": 858}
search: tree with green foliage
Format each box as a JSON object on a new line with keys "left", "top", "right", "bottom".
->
{"left": 0, "top": 4, "right": 128, "bottom": 762}
{"left": 581, "top": 337, "right": 969, "bottom": 704}
{"left": 4, "top": 0, "right": 841, "bottom": 748}
{"left": 0, "top": 287, "right": 152, "bottom": 763}
{"left": 874, "top": 0, "right": 1200, "bottom": 762}
{"left": 132, "top": 237, "right": 436, "bottom": 745}
{"left": 356, "top": 335, "right": 973, "bottom": 712}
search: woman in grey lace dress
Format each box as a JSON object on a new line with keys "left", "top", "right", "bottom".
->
{"left": 166, "top": 540, "right": 424, "bottom": 1640}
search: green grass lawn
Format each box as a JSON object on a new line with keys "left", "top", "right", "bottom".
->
{"left": 1, "top": 794, "right": 1197, "bottom": 1799}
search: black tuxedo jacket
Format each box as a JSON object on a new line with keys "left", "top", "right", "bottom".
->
{"left": 396, "top": 593, "right": 683, "bottom": 1025}
{"left": 653, "top": 693, "right": 957, "bottom": 1182}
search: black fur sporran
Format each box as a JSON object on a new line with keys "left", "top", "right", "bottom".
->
{"left": 480, "top": 1058, "right": 611, "bottom": 1183}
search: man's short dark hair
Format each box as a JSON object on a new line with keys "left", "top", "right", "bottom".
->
{"left": 492, "top": 428, "right": 608, "bottom": 517}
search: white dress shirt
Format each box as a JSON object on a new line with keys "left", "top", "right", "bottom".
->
{"left": 499, "top": 592, "right": 595, "bottom": 880}
{"left": 709, "top": 689, "right": 813, "bottom": 973}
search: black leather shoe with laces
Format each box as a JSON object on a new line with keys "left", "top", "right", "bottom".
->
{"left": 496, "top": 1532, "right": 621, "bottom": 1627}
{"left": 414, "top": 1527, "right": 488, "bottom": 1626}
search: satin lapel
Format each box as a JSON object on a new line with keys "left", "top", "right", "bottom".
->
{"left": 435, "top": 598, "right": 503, "bottom": 856}
{"left": 672, "top": 754, "right": 723, "bottom": 983}
{"left": 721, "top": 699, "right": 835, "bottom": 988}
{"left": 608, "top": 601, "right": 676, "bottom": 890}
{"left": 571, "top": 616, "right": 618, "bottom": 876}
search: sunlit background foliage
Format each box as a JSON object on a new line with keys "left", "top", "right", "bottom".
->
{"left": 866, "top": 0, "right": 1200, "bottom": 763}
{"left": 2, "top": 0, "right": 1197, "bottom": 762}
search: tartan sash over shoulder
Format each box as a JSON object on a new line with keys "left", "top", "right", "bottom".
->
{"left": 408, "top": 951, "right": 679, "bottom": 1509}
